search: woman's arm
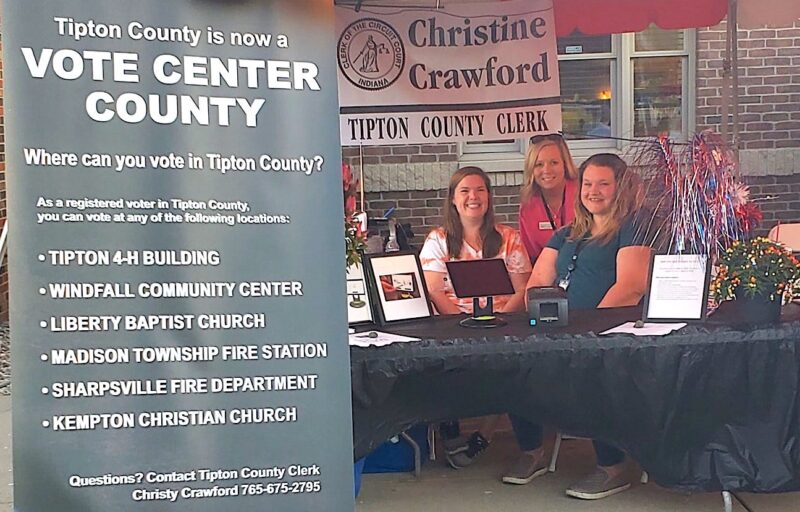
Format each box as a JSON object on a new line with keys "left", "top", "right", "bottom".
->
{"left": 526, "top": 247, "right": 558, "bottom": 289}
{"left": 498, "top": 270, "right": 532, "bottom": 313}
{"left": 419, "top": 229, "right": 462, "bottom": 315}
{"left": 596, "top": 245, "right": 652, "bottom": 308}
{"left": 518, "top": 204, "right": 538, "bottom": 263}
{"left": 423, "top": 270, "right": 462, "bottom": 315}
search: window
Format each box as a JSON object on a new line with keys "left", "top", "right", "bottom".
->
{"left": 558, "top": 32, "right": 614, "bottom": 148}
{"left": 461, "top": 139, "right": 524, "bottom": 155}
{"left": 459, "top": 26, "right": 695, "bottom": 164}
{"left": 632, "top": 26, "right": 692, "bottom": 140}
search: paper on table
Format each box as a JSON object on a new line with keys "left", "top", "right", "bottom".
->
{"left": 601, "top": 322, "right": 687, "bottom": 336}
{"left": 348, "top": 330, "right": 421, "bottom": 347}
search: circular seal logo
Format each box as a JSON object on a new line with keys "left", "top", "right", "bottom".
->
{"left": 338, "top": 18, "right": 405, "bottom": 91}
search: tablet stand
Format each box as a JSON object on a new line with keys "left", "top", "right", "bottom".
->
{"left": 458, "top": 297, "right": 507, "bottom": 328}
{"left": 445, "top": 258, "right": 515, "bottom": 329}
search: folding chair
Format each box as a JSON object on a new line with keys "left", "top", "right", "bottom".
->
{"left": 767, "top": 223, "right": 800, "bottom": 252}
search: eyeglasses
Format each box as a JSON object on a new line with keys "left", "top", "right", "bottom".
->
{"left": 529, "top": 133, "right": 564, "bottom": 144}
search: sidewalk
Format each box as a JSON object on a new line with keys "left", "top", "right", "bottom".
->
{"left": 356, "top": 429, "right": 800, "bottom": 512}
{"left": 0, "top": 396, "right": 10, "bottom": 512}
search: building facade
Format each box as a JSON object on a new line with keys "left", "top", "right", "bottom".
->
{"left": 345, "top": 21, "right": 800, "bottom": 249}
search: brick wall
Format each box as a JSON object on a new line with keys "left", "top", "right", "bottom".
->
{"left": 362, "top": 185, "right": 521, "bottom": 250}
{"left": 746, "top": 175, "right": 800, "bottom": 235}
{"left": 343, "top": 144, "right": 525, "bottom": 248}
{"left": 696, "top": 20, "right": 800, "bottom": 236}
{"left": 343, "top": 144, "right": 459, "bottom": 167}
{"left": 696, "top": 21, "right": 800, "bottom": 151}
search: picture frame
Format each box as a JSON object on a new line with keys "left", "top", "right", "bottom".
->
{"left": 642, "top": 253, "right": 712, "bottom": 322}
{"left": 362, "top": 251, "right": 432, "bottom": 325}
{"left": 346, "top": 260, "right": 374, "bottom": 325}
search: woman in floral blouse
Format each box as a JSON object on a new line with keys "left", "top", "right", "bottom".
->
{"left": 419, "top": 166, "right": 531, "bottom": 469}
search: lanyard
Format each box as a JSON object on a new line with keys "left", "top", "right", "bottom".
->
{"left": 558, "top": 237, "right": 587, "bottom": 291}
{"left": 539, "top": 187, "right": 566, "bottom": 231}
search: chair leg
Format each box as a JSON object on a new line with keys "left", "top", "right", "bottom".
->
{"left": 722, "top": 491, "right": 733, "bottom": 512}
{"left": 400, "top": 431, "right": 422, "bottom": 478}
{"left": 547, "top": 432, "right": 648, "bottom": 480}
{"left": 427, "top": 424, "right": 436, "bottom": 461}
{"left": 548, "top": 432, "right": 562, "bottom": 472}
{"left": 547, "top": 432, "right": 645, "bottom": 484}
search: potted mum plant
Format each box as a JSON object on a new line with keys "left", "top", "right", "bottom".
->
{"left": 710, "top": 237, "right": 800, "bottom": 324}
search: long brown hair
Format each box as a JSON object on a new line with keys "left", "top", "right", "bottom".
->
{"left": 442, "top": 166, "right": 501, "bottom": 259}
{"left": 570, "top": 153, "right": 639, "bottom": 244}
{"left": 520, "top": 136, "right": 578, "bottom": 204}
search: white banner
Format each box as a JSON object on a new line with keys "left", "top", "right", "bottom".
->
{"left": 336, "top": 0, "right": 562, "bottom": 146}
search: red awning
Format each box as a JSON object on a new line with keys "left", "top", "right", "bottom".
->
{"left": 547, "top": 0, "right": 728, "bottom": 36}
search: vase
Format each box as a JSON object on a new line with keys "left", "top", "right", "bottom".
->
{"left": 732, "top": 289, "right": 782, "bottom": 325}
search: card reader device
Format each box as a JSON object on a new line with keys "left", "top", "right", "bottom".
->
{"left": 527, "top": 286, "right": 568, "bottom": 327}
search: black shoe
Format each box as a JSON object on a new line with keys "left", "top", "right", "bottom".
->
{"left": 442, "top": 435, "right": 469, "bottom": 455}
{"left": 445, "top": 432, "right": 490, "bottom": 469}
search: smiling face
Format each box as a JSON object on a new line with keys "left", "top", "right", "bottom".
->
{"left": 452, "top": 174, "right": 489, "bottom": 222}
{"left": 533, "top": 143, "right": 566, "bottom": 192}
{"left": 580, "top": 164, "right": 618, "bottom": 217}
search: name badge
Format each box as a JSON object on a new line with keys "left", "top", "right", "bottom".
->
{"left": 539, "top": 221, "right": 554, "bottom": 231}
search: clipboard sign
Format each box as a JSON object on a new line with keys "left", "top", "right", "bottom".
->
{"left": 643, "top": 254, "right": 712, "bottom": 322}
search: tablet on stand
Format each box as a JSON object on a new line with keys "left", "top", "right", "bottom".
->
{"left": 445, "top": 259, "right": 515, "bottom": 328}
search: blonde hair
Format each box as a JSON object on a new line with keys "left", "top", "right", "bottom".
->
{"left": 520, "top": 136, "right": 578, "bottom": 204}
{"left": 570, "top": 153, "right": 639, "bottom": 245}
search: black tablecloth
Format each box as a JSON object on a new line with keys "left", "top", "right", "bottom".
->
{"left": 350, "top": 304, "right": 800, "bottom": 493}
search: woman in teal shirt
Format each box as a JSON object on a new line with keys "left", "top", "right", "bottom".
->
{"left": 526, "top": 153, "right": 651, "bottom": 500}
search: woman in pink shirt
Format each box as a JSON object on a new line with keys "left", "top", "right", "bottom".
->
{"left": 518, "top": 134, "right": 579, "bottom": 262}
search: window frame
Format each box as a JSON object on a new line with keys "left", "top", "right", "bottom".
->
{"left": 628, "top": 30, "right": 696, "bottom": 141}
{"left": 458, "top": 28, "right": 696, "bottom": 167}
{"left": 557, "top": 35, "right": 618, "bottom": 156}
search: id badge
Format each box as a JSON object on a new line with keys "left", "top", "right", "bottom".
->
{"left": 558, "top": 278, "right": 570, "bottom": 291}
{"left": 538, "top": 221, "right": 554, "bottom": 231}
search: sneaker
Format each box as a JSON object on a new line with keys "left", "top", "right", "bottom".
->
{"left": 565, "top": 466, "right": 632, "bottom": 500}
{"left": 501, "top": 452, "right": 548, "bottom": 485}
{"left": 442, "top": 435, "right": 469, "bottom": 455}
{"left": 445, "top": 432, "right": 489, "bottom": 469}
